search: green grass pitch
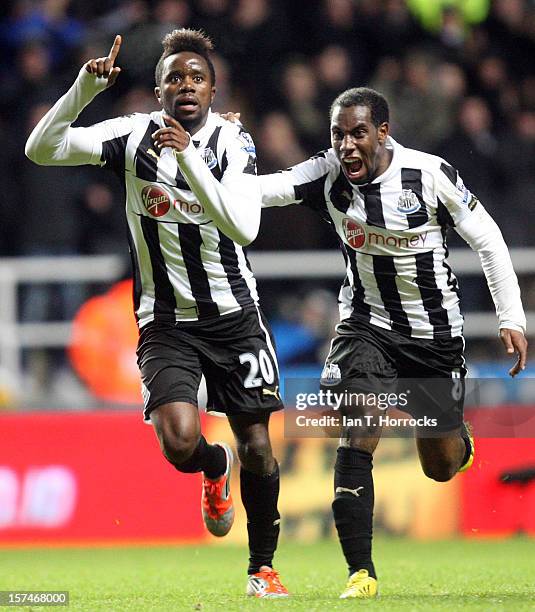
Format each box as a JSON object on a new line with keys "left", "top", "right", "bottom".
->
{"left": 1, "top": 538, "right": 534, "bottom": 611}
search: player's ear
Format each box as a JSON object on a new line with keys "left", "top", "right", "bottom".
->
{"left": 154, "top": 87, "right": 162, "bottom": 105}
{"left": 378, "top": 122, "right": 389, "bottom": 144}
{"left": 210, "top": 86, "right": 216, "bottom": 105}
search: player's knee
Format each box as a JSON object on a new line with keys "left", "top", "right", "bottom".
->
{"left": 237, "top": 436, "right": 274, "bottom": 475}
{"left": 160, "top": 430, "right": 200, "bottom": 467}
{"left": 422, "top": 460, "right": 457, "bottom": 482}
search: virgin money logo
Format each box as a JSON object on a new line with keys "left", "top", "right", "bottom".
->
{"left": 343, "top": 218, "right": 365, "bottom": 249}
{"left": 141, "top": 185, "right": 170, "bottom": 217}
{"left": 343, "top": 217, "right": 428, "bottom": 250}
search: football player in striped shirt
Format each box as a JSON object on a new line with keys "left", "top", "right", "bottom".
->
{"left": 25, "top": 30, "right": 288, "bottom": 598}
{"left": 258, "top": 87, "right": 528, "bottom": 599}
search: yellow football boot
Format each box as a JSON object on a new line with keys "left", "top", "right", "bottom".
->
{"left": 339, "top": 569, "right": 378, "bottom": 599}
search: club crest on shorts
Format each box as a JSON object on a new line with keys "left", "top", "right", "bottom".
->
{"left": 201, "top": 147, "right": 217, "bottom": 169}
{"left": 397, "top": 189, "right": 421, "bottom": 214}
{"left": 321, "top": 362, "right": 341, "bottom": 385}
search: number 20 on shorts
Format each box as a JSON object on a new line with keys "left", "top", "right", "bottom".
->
{"left": 239, "top": 350, "right": 275, "bottom": 388}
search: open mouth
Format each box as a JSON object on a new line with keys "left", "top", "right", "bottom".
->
{"left": 342, "top": 158, "right": 364, "bottom": 181}
{"left": 175, "top": 99, "right": 199, "bottom": 113}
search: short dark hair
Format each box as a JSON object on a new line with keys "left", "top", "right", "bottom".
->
{"left": 330, "top": 87, "right": 389, "bottom": 127}
{"left": 155, "top": 28, "right": 215, "bottom": 86}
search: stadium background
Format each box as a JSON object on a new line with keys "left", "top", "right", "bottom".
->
{"left": 1, "top": 0, "right": 535, "bottom": 552}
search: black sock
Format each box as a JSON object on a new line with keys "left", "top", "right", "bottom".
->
{"left": 240, "top": 464, "right": 281, "bottom": 575}
{"left": 332, "top": 447, "right": 376, "bottom": 579}
{"left": 174, "top": 436, "right": 227, "bottom": 479}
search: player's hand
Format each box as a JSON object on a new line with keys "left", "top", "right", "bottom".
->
{"left": 500, "top": 328, "right": 528, "bottom": 377}
{"left": 217, "top": 111, "right": 241, "bottom": 123}
{"left": 152, "top": 114, "right": 191, "bottom": 153}
{"left": 84, "top": 34, "right": 122, "bottom": 87}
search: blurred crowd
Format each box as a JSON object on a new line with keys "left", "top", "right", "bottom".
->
{"left": 1, "top": 0, "right": 534, "bottom": 400}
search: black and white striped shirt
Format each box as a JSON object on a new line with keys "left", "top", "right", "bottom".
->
{"left": 98, "top": 111, "right": 259, "bottom": 325}
{"left": 260, "top": 138, "right": 525, "bottom": 339}
{"left": 25, "top": 69, "right": 261, "bottom": 327}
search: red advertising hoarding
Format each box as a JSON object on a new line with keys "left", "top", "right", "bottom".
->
{"left": 0, "top": 411, "right": 207, "bottom": 545}
{"left": 461, "top": 438, "right": 535, "bottom": 537}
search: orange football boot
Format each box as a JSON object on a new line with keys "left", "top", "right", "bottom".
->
{"left": 201, "top": 442, "right": 234, "bottom": 537}
{"left": 246, "top": 566, "right": 290, "bottom": 598}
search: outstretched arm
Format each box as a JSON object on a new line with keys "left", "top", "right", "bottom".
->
{"left": 436, "top": 163, "right": 527, "bottom": 376}
{"left": 218, "top": 113, "right": 330, "bottom": 210}
{"left": 25, "top": 35, "right": 123, "bottom": 166}
{"left": 258, "top": 152, "right": 332, "bottom": 210}
{"left": 455, "top": 205, "right": 527, "bottom": 376}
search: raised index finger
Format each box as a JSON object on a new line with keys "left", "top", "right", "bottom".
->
{"left": 107, "top": 35, "right": 122, "bottom": 62}
{"left": 163, "top": 114, "right": 186, "bottom": 131}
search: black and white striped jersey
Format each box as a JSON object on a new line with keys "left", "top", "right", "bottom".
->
{"left": 260, "top": 137, "right": 509, "bottom": 340}
{"left": 91, "top": 110, "right": 260, "bottom": 326}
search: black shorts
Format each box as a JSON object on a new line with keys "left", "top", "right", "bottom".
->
{"left": 137, "top": 306, "right": 283, "bottom": 421}
{"left": 320, "top": 317, "right": 466, "bottom": 432}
